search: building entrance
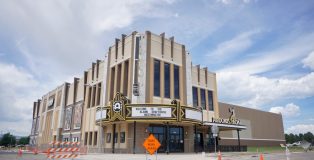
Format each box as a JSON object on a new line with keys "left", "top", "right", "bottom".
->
{"left": 147, "top": 125, "right": 184, "bottom": 153}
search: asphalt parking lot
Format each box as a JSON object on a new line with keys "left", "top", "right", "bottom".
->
{"left": 1, "top": 151, "right": 314, "bottom": 160}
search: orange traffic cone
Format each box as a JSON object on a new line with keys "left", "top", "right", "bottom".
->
{"left": 259, "top": 153, "right": 264, "bottom": 160}
{"left": 217, "top": 151, "right": 222, "bottom": 160}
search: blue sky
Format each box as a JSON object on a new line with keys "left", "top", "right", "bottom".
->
{"left": 0, "top": 0, "right": 314, "bottom": 136}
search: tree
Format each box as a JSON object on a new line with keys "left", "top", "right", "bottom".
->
{"left": 285, "top": 132, "right": 314, "bottom": 144}
{"left": 0, "top": 133, "right": 16, "bottom": 147}
{"left": 18, "top": 136, "right": 30, "bottom": 145}
{"left": 303, "top": 132, "right": 314, "bottom": 144}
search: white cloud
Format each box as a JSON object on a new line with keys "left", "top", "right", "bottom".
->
{"left": 0, "top": 0, "right": 175, "bottom": 80}
{"left": 0, "top": 0, "right": 184, "bottom": 136}
{"left": 269, "top": 103, "right": 300, "bottom": 117}
{"left": 207, "top": 29, "right": 260, "bottom": 61}
{"left": 217, "top": 71, "right": 314, "bottom": 108}
{"left": 220, "top": 33, "right": 314, "bottom": 74}
{"left": 0, "top": 62, "right": 46, "bottom": 135}
{"left": 0, "top": 62, "right": 37, "bottom": 88}
{"left": 302, "top": 51, "right": 314, "bottom": 70}
{"left": 286, "top": 124, "right": 314, "bottom": 134}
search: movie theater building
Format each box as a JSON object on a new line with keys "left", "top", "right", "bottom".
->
{"left": 30, "top": 31, "right": 285, "bottom": 153}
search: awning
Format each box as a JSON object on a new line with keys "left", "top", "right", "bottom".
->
{"left": 203, "top": 122, "right": 247, "bottom": 130}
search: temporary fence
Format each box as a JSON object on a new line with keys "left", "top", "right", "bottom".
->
{"left": 46, "top": 141, "right": 81, "bottom": 159}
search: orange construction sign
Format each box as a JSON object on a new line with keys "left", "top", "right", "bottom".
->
{"left": 143, "top": 134, "right": 161, "bottom": 155}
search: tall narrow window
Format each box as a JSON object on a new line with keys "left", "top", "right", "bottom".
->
{"left": 92, "top": 85, "right": 96, "bottom": 107}
{"left": 200, "top": 89, "right": 206, "bottom": 109}
{"left": 133, "top": 37, "right": 140, "bottom": 96}
{"left": 92, "top": 63, "right": 95, "bottom": 81}
{"left": 96, "top": 62, "right": 99, "bottom": 79}
{"left": 84, "top": 132, "right": 88, "bottom": 145}
{"left": 154, "top": 60, "right": 160, "bottom": 97}
{"left": 87, "top": 87, "right": 92, "bottom": 108}
{"left": 164, "top": 63, "right": 170, "bottom": 98}
{"left": 89, "top": 132, "right": 92, "bottom": 145}
{"left": 110, "top": 67, "right": 115, "bottom": 100}
{"left": 123, "top": 60, "right": 129, "bottom": 96}
{"left": 117, "top": 64, "right": 122, "bottom": 93}
{"left": 135, "top": 37, "right": 140, "bottom": 60}
{"left": 106, "top": 133, "right": 111, "bottom": 143}
{"left": 208, "top": 90, "right": 214, "bottom": 111}
{"left": 96, "top": 83, "right": 101, "bottom": 106}
{"left": 114, "top": 132, "right": 118, "bottom": 143}
{"left": 192, "top": 87, "right": 198, "bottom": 107}
{"left": 174, "top": 65, "right": 180, "bottom": 99}
{"left": 94, "top": 131, "right": 98, "bottom": 146}
{"left": 120, "top": 132, "right": 125, "bottom": 143}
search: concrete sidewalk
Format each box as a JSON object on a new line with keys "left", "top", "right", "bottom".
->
{"left": 76, "top": 152, "right": 314, "bottom": 160}
{"left": 1, "top": 151, "right": 314, "bottom": 160}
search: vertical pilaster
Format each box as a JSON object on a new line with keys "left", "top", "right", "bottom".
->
{"left": 145, "top": 31, "right": 151, "bottom": 103}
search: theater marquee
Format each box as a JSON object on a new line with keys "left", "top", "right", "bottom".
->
{"left": 131, "top": 107, "right": 172, "bottom": 118}
{"left": 95, "top": 92, "right": 203, "bottom": 124}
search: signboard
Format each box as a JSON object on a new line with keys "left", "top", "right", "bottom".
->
{"left": 73, "top": 103, "right": 82, "bottom": 129}
{"left": 185, "top": 109, "right": 202, "bottom": 121}
{"left": 113, "top": 101, "right": 122, "bottom": 112}
{"left": 143, "top": 134, "right": 161, "bottom": 155}
{"left": 64, "top": 107, "right": 72, "bottom": 130}
{"left": 132, "top": 107, "right": 171, "bottom": 118}
{"left": 211, "top": 117, "right": 240, "bottom": 125}
{"left": 211, "top": 125, "right": 219, "bottom": 137}
{"left": 96, "top": 109, "right": 107, "bottom": 121}
{"left": 211, "top": 107, "right": 240, "bottom": 125}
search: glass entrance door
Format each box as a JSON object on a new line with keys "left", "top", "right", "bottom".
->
{"left": 148, "top": 125, "right": 184, "bottom": 153}
{"left": 169, "top": 127, "right": 184, "bottom": 152}
{"left": 195, "top": 132, "right": 204, "bottom": 152}
{"left": 148, "top": 126, "right": 166, "bottom": 152}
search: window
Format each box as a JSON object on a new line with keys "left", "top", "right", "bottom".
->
{"left": 154, "top": 60, "right": 161, "bottom": 96}
{"left": 89, "top": 132, "right": 92, "bottom": 145}
{"left": 92, "top": 85, "right": 96, "bottom": 107}
{"left": 92, "top": 63, "right": 95, "bottom": 80}
{"left": 192, "top": 87, "right": 198, "bottom": 107}
{"left": 208, "top": 90, "right": 214, "bottom": 111}
{"left": 135, "top": 37, "right": 140, "bottom": 59}
{"left": 164, "top": 63, "right": 170, "bottom": 98}
{"left": 114, "top": 132, "right": 118, "bottom": 143}
{"left": 200, "top": 89, "right": 206, "bottom": 109}
{"left": 94, "top": 131, "right": 98, "bottom": 146}
{"left": 84, "top": 132, "right": 88, "bottom": 145}
{"left": 96, "top": 61, "right": 99, "bottom": 78}
{"left": 106, "top": 133, "right": 111, "bottom": 143}
{"left": 72, "top": 137, "right": 78, "bottom": 142}
{"left": 110, "top": 67, "right": 115, "bottom": 99}
{"left": 87, "top": 87, "right": 92, "bottom": 108}
{"left": 123, "top": 60, "right": 129, "bottom": 95}
{"left": 117, "top": 64, "right": 122, "bottom": 92}
{"left": 174, "top": 65, "right": 180, "bottom": 99}
{"left": 120, "top": 132, "right": 125, "bottom": 143}
{"left": 96, "top": 83, "right": 101, "bottom": 106}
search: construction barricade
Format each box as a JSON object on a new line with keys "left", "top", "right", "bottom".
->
{"left": 47, "top": 141, "right": 80, "bottom": 159}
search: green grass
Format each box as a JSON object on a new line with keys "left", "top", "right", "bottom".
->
{"left": 247, "top": 146, "right": 305, "bottom": 153}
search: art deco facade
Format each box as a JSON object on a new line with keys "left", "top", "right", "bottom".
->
{"left": 30, "top": 31, "right": 285, "bottom": 153}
